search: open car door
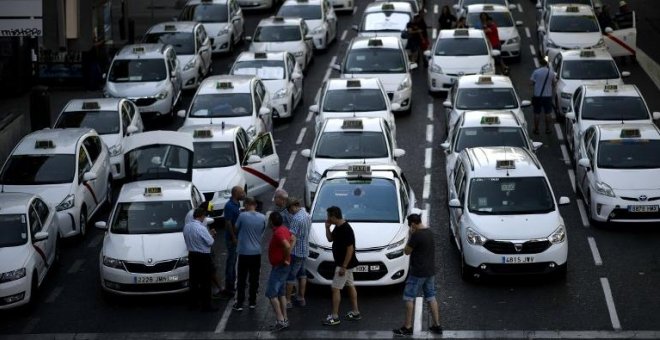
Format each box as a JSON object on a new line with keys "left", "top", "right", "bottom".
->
{"left": 123, "top": 131, "right": 194, "bottom": 183}
{"left": 605, "top": 11, "right": 636, "bottom": 57}
{"left": 242, "top": 132, "right": 280, "bottom": 196}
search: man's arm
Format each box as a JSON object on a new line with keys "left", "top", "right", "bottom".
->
{"left": 325, "top": 222, "right": 333, "bottom": 242}
{"left": 342, "top": 244, "right": 354, "bottom": 268}
{"left": 404, "top": 245, "right": 414, "bottom": 255}
{"left": 281, "top": 235, "right": 295, "bottom": 264}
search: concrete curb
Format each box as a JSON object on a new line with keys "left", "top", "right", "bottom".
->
{"left": 636, "top": 48, "right": 660, "bottom": 91}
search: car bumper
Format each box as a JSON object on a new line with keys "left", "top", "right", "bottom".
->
{"left": 427, "top": 72, "right": 473, "bottom": 92}
{"left": 463, "top": 241, "right": 568, "bottom": 276}
{"left": 100, "top": 265, "right": 190, "bottom": 296}
{"left": 211, "top": 35, "right": 232, "bottom": 53}
{"left": 501, "top": 43, "right": 521, "bottom": 58}
{"left": 58, "top": 208, "right": 80, "bottom": 238}
{"left": 130, "top": 96, "right": 172, "bottom": 117}
{"left": 271, "top": 95, "right": 293, "bottom": 118}
{"left": 589, "top": 194, "right": 660, "bottom": 223}
{"left": 0, "top": 276, "right": 30, "bottom": 309}
{"left": 384, "top": 88, "right": 412, "bottom": 112}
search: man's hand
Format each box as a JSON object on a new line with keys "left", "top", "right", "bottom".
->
{"left": 210, "top": 229, "right": 217, "bottom": 237}
{"left": 338, "top": 267, "right": 346, "bottom": 277}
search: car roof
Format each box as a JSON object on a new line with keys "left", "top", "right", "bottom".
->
{"left": 597, "top": 123, "right": 660, "bottom": 141}
{"left": 549, "top": 4, "right": 595, "bottom": 16}
{"left": 118, "top": 180, "right": 195, "bottom": 203}
{"left": 146, "top": 21, "right": 198, "bottom": 34}
{"left": 0, "top": 192, "right": 35, "bottom": 214}
{"left": 197, "top": 75, "right": 255, "bottom": 95}
{"left": 63, "top": 98, "right": 124, "bottom": 112}
{"left": 235, "top": 51, "right": 288, "bottom": 62}
{"left": 456, "top": 75, "right": 514, "bottom": 89}
{"left": 559, "top": 49, "right": 613, "bottom": 61}
{"left": 13, "top": 128, "right": 93, "bottom": 155}
{"left": 186, "top": 0, "right": 229, "bottom": 5}
{"left": 177, "top": 124, "right": 242, "bottom": 142}
{"left": 322, "top": 117, "right": 385, "bottom": 133}
{"left": 438, "top": 28, "right": 486, "bottom": 39}
{"left": 462, "top": 146, "right": 544, "bottom": 178}
{"left": 326, "top": 78, "right": 383, "bottom": 90}
{"left": 258, "top": 16, "right": 305, "bottom": 26}
{"left": 582, "top": 84, "right": 641, "bottom": 97}
{"left": 459, "top": 110, "right": 523, "bottom": 128}
{"left": 465, "top": 4, "right": 510, "bottom": 13}
{"left": 116, "top": 44, "right": 168, "bottom": 59}
{"left": 365, "top": 1, "right": 414, "bottom": 13}
{"left": 349, "top": 36, "right": 402, "bottom": 49}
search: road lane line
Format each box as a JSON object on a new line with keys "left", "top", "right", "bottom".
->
{"left": 296, "top": 127, "right": 307, "bottom": 145}
{"left": 426, "top": 124, "right": 433, "bottom": 143}
{"left": 577, "top": 199, "right": 590, "bottom": 227}
{"left": 214, "top": 298, "right": 234, "bottom": 333}
{"left": 427, "top": 103, "right": 433, "bottom": 121}
{"left": 554, "top": 123, "right": 563, "bottom": 140}
{"left": 425, "top": 148, "right": 432, "bottom": 169}
{"left": 285, "top": 151, "right": 297, "bottom": 171}
{"left": 433, "top": 4, "right": 438, "bottom": 14}
{"left": 67, "top": 259, "right": 85, "bottom": 274}
{"left": 525, "top": 27, "right": 531, "bottom": 39}
{"left": 423, "top": 203, "right": 430, "bottom": 224}
{"left": 560, "top": 144, "right": 570, "bottom": 165}
{"left": 432, "top": 28, "right": 437, "bottom": 39}
{"left": 517, "top": 3, "right": 523, "bottom": 12}
{"left": 88, "top": 233, "right": 103, "bottom": 248}
{"left": 568, "top": 169, "right": 576, "bottom": 193}
{"left": 413, "top": 297, "right": 423, "bottom": 333}
{"left": 45, "top": 286, "right": 64, "bottom": 303}
{"left": 600, "top": 278, "right": 622, "bottom": 330}
{"left": 529, "top": 44, "right": 536, "bottom": 56}
{"left": 588, "top": 237, "right": 603, "bottom": 266}
{"left": 353, "top": 6, "right": 357, "bottom": 14}
{"left": 340, "top": 29, "right": 348, "bottom": 41}
{"left": 306, "top": 110, "right": 314, "bottom": 122}
{"left": 278, "top": 177, "right": 286, "bottom": 189}
{"left": 533, "top": 57, "right": 540, "bottom": 68}
{"left": 423, "top": 174, "right": 431, "bottom": 200}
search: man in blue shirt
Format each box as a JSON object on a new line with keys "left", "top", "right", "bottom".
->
{"left": 183, "top": 207, "right": 217, "bottom": 312}
{"left": 233, "top": 197, "right": 266, "bottom": 311}
{"left": 223, "top": 186, "right": 245, "bottom": 296}
{"left": 530, "top": 56, "right": 556, "bottom": 134}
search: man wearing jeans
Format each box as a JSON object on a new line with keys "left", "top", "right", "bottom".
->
{"left": 285, "top": 197, "right": 311, "bottom": 308}
{"left": 265, "top": 212, "right": 295, "bottom": 332}
{"left": 392, "top": 213, "right": 442, "bottom": 336}
{"left": 223, "top": 186, "right": 245, "bottom": 297}
{"left": 530, "top": 57, "right": 556, "bottom": 135}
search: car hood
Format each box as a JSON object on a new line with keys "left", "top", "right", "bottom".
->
{"left": 262, "top": 79, "right": 287, "bottom": 94}
{"left": 0, "top": 245, "right": 29, "bottom": 273}
{"left": 432, "top": 55, "right": 491, "bottom": 74}
{"left": 470, "top": 212, "right": 561, "bottom": 240}
{"left": 106, "top": 80, "right": 167, "bottom": 98}
{"left": 548, "top": 32, "right": 602, "bottom": 48}
{"left": 103, "top": 233, "right": 187, "bottom": 262}
{"left": 499, "top": 26, "right": 517, "bottom": 40}
{"left": 193, "top": 166, "right": 241, "bottom": 193}
{"left": 343, "top": 73, "right": 406, "bottom": 92}
{"left": 0, "top": 184, "right": 70, "bottom": 207}
{"left": 309, "top": 221, "right": 406, "bottom": 249}
{"left": 561, "top": 79, "right": 623, "bottom": 94}
{"left": 250, "top": 41, "right": 304, "bottom": 53}
{"left": 201, "top": 22, "right": 229, "bottom": 37}
{"left": 306, "top": 20, "right": 324, "bottom": 30}
{"left": 598, "top": 169, "right": 660, "bottom": 190}
{"left": 100, "top": 134, "right": 121, "bottom": 149}
{"left": 176, "top": 55, "right": 195, "bottom": 68}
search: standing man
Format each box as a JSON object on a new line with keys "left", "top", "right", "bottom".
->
{"left": 482, "top": 15, "right": 508, "bottom": 74}
{"left": 322, "top": 206, "right": 361, "bottom": 326}
{"left": 285, "top": 197, "right": 312, "bottom": 308}
{"left": 233, "top": 197, "right": 266, "bottom": 311}
{"left": 265, "top": 212, "right": 295, "bottom": 332}
{"left": 271, "top": 188, "right": 290, "bottom": 228}
{"left": 183, "top": 207, "right": 217, "bottom": 312}
{"left": 222, "top": 186, "right": 245, "bottom": 297}
{"left": 530, "top": 56, "right": 556, "bottom": 135}
{"left": 614, "top": 1, "right": 633, "bottom": 29}
{"left": 392, "top": 213, "right": 442, "bottom": 336}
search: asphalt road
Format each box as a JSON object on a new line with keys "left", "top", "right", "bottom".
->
{"left": 2, "top": 0, "right": 660, "bottom": 338}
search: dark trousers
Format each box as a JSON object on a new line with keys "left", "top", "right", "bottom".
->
{"left": 236, "top": 254, "right": 261, "bottom": 305}
{"left": 224, "top": 236, "right": 237, "bottom": 291}
{"left": 189, "top": 251, "right": 213, "bottom": 309}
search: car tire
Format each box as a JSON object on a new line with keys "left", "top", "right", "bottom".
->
{"left": 53, "top": 236, "right": 62, "bottom": 268}
{"left": 79, "top": 208, "right": 87, "bottom": 240}
{"left": 28, "top": 273, "right": 38, "bottom": 308}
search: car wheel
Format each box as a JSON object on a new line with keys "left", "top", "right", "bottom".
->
{"left": 105, "top": 178, "right": 113, "bottom": 208}
{"left": 28, "top": 273, "right": 38, "bottom": 308}
{"left": 53, "top": 236, "right": 62, "bottom": 268}
{"left": 460, "top": 255, "right": 476, "bottom": 282}
{"left": 229, "top": 35, "right": 234, "bottom": 54}
{"left": 79, "top": 208, "right": 87, "bottom": 240}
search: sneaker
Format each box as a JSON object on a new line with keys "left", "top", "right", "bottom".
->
{"left": 345, "top": 311, "right": 362, "bottom": 321}
{"left": 322, "top": 314, "right": 341, "bottom": 326}
{"left": 429, "top": 325, "right": 443, "bottom": 335}
{"left": 286, "top": 301, "right": 293, "bottom": 309}
{"left": 232, "top": 303, "right": 243, "bottom": 312}
{"left": 281, "top": 319, "right": 290, "bottom": 328}
{"left": 249, "top": 303, "right": 257, "bottom": 309}
{"left": 392, "top": 326, "right": 413, "bottom": 336}
{"left": 270, "top": 320, "right": 287, "bottom": 332}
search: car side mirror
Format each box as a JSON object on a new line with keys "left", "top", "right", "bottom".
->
{"left": 440, "top": 142, "right": 450, "bottom": 151}
{"left": 305, "top": 35, "right": 313, "bottom": 41}
{"left": 95, "top": 221, "right": 108, "bottom": 230}
{"left": 309, "top": 104, "right": 319, "bottom": 114}
{"left": 331, "top": 63, "right": 341, "bottom": 71}
{"left": 204, "top": 217, "right": 215, "bottom": 225}
{"left": 521, "top": 100, "right": 531, "bottom": 107}
{"left": 245, "top": 36, "right": 252, "bottom": 41}
{"left": 516, "top": 20, "right": 524, "bottom": 27}
{"left": 448, "top": 198, "right": 461, "bottom": 208}
{"left": 232, "top": 16, "right": 241, "bottom": 23}
{"left": 352, "top": 24, "right": 358, "bottom": 31}
{"left": 532, "top": 141, "right": 543, "bottom": 152}
{"left": 452, "top": 4, "right": 459, "bottom": 10}
{"left": 102, "top": 73, "right": 107, "bottom": 79}
{"left": 83, "top": 172, "right": 97, "bottom": 182}
{"left": 409, "top": 62, "right": 418, "bottom": 70}
{"left": 578, "top": 158, "right": 591, "bottom": 170}
{"left": 391, "top": 103, "right": 401, "bottom": 111}
{"left": 653, "top": 112, "right": 660, "bottom": 120}
{"left": 177, "top": 109, "right": 187, "bottom": 118}
{"left": 491, "top": 49, "right": 501, "bottom": 57}
{"left": 565, "top": 111, "right": 576, "bottom": 120}
{"left": 443, "top": 100, "right": 452, "bottom": 108}
{"left": 604, "top": 27, "right": 614, "bottom": 33}
{"left": 423, "top": 50, "right": 431, "bottom": 58}
{"left": 558, "top": 196, "right": 570, "bottom": 206}
{"left": 393, "top": 148, "right": 406, "bottom": 158}
{"left": 170, "top": 71, "right": 177, "bottom": 79}
{"left": 537, "top": 26, "right": 546, "bottom": 33}
{"left": 621, "top": 71, "right": 631, "bottom": 77}
{"left": 126, "top": 125, "right": 139, "bottom": 134}
{"left": 301, "top": 149, "right": 311, "bottom": 158}
{"left": 259, "top": 107, "right": 270, "bottom": 116}
{"left": 246, "top": 154, "right": 262, "bottom": 164}
{"left": 33, "top": 231, "right": 48, "bottom": 242}
{"left": 508, "top": 4, "right": 517, "bottom": 10}
{"left": 536, "top": 3, "right": 542, "bottom": 9}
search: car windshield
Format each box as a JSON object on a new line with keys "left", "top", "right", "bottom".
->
{"left": 581, "top": 96, "right": 649, "bottom": 120}
{"left": 435, "top": 38, "right": 488, "bottom": 56}
{"left": 455, "top": 127, "right": 527, "bottom": 152}
{"left": 468, "top": 177, "right": 555, "bottom": 214}
{"left": 254, "top": 25, "right": 301, "bottom": 42}
{"left": 597, "top": 140, "right": 660, "bottom": 169}
{"left": 180, "top": 4, "right": 229, "bottom": 23}
{"left": 323, "top": 89, "right": 387, "bottom": 112}
{"left": 549, "top": 15, "right": 599, "bottom": 32}
{"left": 467, "top": 12, "right": 514, "bottom": 28}
{"left": 361, "top": 12, "right": 411, "bottom": 32}
{"left": 344, "top": 48, "right": 406, "bottom": 73}
{"left": 193, "top": 141, "right": 237, "bottom": 169}
{"left": 231, "top": 60, "right": 285, "bottom": 80}
{"left": 456, "top": 88, "right": 518, "bottom": 109}
{"left": 125, "top": 145, "right": 192, "bottom": 181}
{"left": 0, "top": 155, "right": 74, "bottom": 185}
{"left": 110, "top": 200, "right": 192, "bottom": 234}
{"left": 561, "top": 60, "right": 619, "bottom": 80}
{"left": 311, "top": 178, "right": 400, "bottom": 222}
{"left": 278, "top": 5, "right": 322, "bottom": 20}
{"left": 55, "top": 111, "right": 120, "bottom": 135}
{"left": 189, "top": 93, "right": 253, "bottom": 117}
{"left": 144, "top": 32, "right": 196, "bottom": 55}
{"left": 462, "top": 0, "right": 507, "bottom": 7}
{"left": 316, "top": 131, "right": 389, "bottom": 159}
{"left": 0, "top": 214, "right": 28, "bottom": 247}
{"left": 545, "top": 0, "right": 592, "bottom": 9}
{"left": 108, "top": 59, "right": 167, "bottom": 82}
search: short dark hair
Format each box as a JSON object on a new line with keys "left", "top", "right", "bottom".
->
{"left": 198, "top": 201, "right": 210, "bottom": 211}
{"left": 269, "top": 211, "right": 283, "bottom": 227}
{"left": 407, "top": 213, "right": 422, "bottom": 225}
{"left": 539, "top": 56, "right": 548, "bottom": 66}
{"left": 244, "top": 196, "right": 257, "bottom": 206}
{"left": 193, "top": 207, "right": 207, "bottom": 219}
{"left": 326, "top": 206, "right": 343, "bottom": 220}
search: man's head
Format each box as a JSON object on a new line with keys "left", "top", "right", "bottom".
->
{"left": 407, "top": 213, "right": 423, "bottom": 230}
{"left": 539, "top": 55, "right": 548, "bottom": 67}
{"left": 231, "top": 186, "right": 245, "bottom": 200}
{"left": 326, "top": 206, "right": 343, "bottom": 224}
{"left": 273, "top": 188, "right": 288, "bottom": 208}
{"left": 479, "top": 12, "right": 489, "bottom": 22}
{"left": 286, "top": 197, "right": 302, "bottom": 214}
{"left": 243, "top": 196, "right": 257, "bottom": 211}
{"left": 269, "top": 211, "right": 283, "bottom": 228}
{"left": 619, "top": 1, "right": 630, "bottom": 11}
{"left": 193, "top": 207, "right": 208, "bottom": 221}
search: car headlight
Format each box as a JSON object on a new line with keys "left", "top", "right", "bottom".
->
{"left": 397, "top": 76, "right": 411, "bottom": 91}
{"left": 594, "top": 38, "right": 605, "bottom": 48}
{"left": 307, "top": 169, "right": 322, "bottom": 184}
{"left": 183, "top": 59, "right": 195, "bottom": 71}
{"left": 218, "top": 189, "right": 232, "bottom": 199}
{"left": 480, "top": 63, "right": 493, "bottom": 74}
{"left": 218, "top": 26, "right": 230, "bottom": 36}
{"left": 548, "top": 225, "right": 566, "bottom": 244}
{"left": 311, "top": 25, "right": 325, "bottom": 35}
{"left": 594, "top": 181, "right": 615, "bottom": 197}
{"left": 102, "top": 256, "right": 125, "bottom": 270}
{"left": 506, "top": 36, "right": 520, "bottom": 45}
{"left": 561, "top": 92, "right": 572, "bottom": 99}
{"left": 0, "top": 268, "right": 26, "bottom": 283}
{"left": 546, "top": 38, "right": 559, "bottom": 49}
{"left": 430, "top": 63, "right": 443, "bottom": 74}
{"left": 386, "top": 249, "right": 405, "bottom": 259}
{"left": 247, "top": 126, "right": 256, "bottom": 137}
{"left": 273, "top": 88, "right": 287, "bottom": 99}
{"left": 386, "top": 238, "right": 406, "bottom": 250}
{"left": 108, "top": 144, "right": 122, "bottom": 157}
{"left": 309, "top": 242, "right": 319, "bottom": 249}
{"left": 466, "top": 227, "right": 487, "bottom": 246}
{"left": 175, "top": 256, "right": 189, "bottom": 268}
{"left": 293, "top": 51, "right": 304, "bottom": 57}
{"left": 56, "top": 194, "right": 75, "bottom": 211}
{"left": 156, "top": 91, "right": 168, "bottom": 100}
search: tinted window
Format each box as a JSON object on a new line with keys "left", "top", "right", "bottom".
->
{"left": 549, "top": 15, "right": 599, "bottom": 33}
{"left": 231, "top": 60, "right": 285, "bottom": 80}
{"left": 467, "top": 11, "right": 513, "bottom": 28}
{"left": 0, "top": 214, "right": 28, "bottom": 247}
{"left": 345, "top": 48, "right": 406, "bottom": 73}
{"left": 253, "top": 25, "right": 301, "bottom": 42}
{"left": 582, "top": 96, "right": 649, "bottom": 120}
{"left": 455, "top": 127, "right": 528, "bottom": 152}
{"left": 143, "top": 32, "right": 196, "bottom": 55}
{"left": 361, "top": 12, "right": 411, "bottom": 32}
{"left": 110, "top": 201, "right": 192, "bottom": 234}
{"left": 468, "top": 177, "right": 555, "bottom": 214}
{"left": 33, "top": 198, "right": 50, "bottom": 225}
{"left": 83, "top": 136, "right": 103, "bottom": 163}
{"left": 193, "top": 141, "right": 237, "bottom": 168}
{"left": 189, "top": 93, "right": 254, "bottom": 117}
{"left": 462, "top": 0, "right": 507, "bottom": 6}
{"left": 562, "top": 60, "right": 619, "bottom": 80}
{"left": 323, "top": 89, "right": 387, "bottom": 112}
{"left": 311, "top": 178, "right": 399, "bottom": 222}
{"left": 55, "top": 111, "right": 120, "bottom": 135}
{"left": 434, "top": 38, "right": 488, "bottom": 56}
{"left": 456, "top": 88, "right": 517, "bottom": 109}
{"left": 597, "top": 140, "right": 660, "bottom": 169}
{"left": 109, "top": 59, "right": 167, "bottom": 82}
{"left": 125, "top": 145, "right": 192, "bottom": 181}
{"left": 1, "top": 155, "right": 75, "bottom": 185}
{"left": 277, "top": 5, "right": 322, "bottom": 20}
{"left": 180, "top": 4, "right": 229, "bottom": 23}
{"left": 316, "top": 131, "right": 388, "bottom": 158}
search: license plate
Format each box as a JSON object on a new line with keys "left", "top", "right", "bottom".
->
{"left": 354, "top": 265, "right": 368, "bottom": 272}
{"left": 628, "top": 205, "right": 659, "bottom": 213}
{"left": 134, "top": 275, "right": 178, "bottom": 284}
{"left": 501, "top": 256, "right": 535, "bottom": 264}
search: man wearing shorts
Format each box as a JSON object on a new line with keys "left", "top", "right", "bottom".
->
{"left": 322, "top": 206, "right": 361, "bottom": 326}
{"left": 265, "top": 212, "right": 295, "bottom": 332}
{"left": 393, "top": 213, "right": 442, "bottom": 336}
{"left": 530, "top": 57, "right": 557, "bottom": 134}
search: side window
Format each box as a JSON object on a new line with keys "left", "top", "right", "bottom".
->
{"left": 83, "top": 136, "right": 102, "bottom": 163}
{"left": 33, "top": 198, "right": 50, "bottom": 226}
{"left": 254, "top": 85, "right": 264, "bottom": 111}
{"left": 586, "top": 133, "right": 597, "bottom": 161}
{"left": 29, "top": 206, "right": 42, "bottom": 235}
{"left": 121, "top": 107, "right": 131, "bottom": 135}
{"left": 573, "top": 88, "right": 582, "bottom": 115}
{"left": 457, "top": 177, "right": 466, "bottom": 203}
{"left": 399, "top": 182, "right": 409, "bottom": 217}
{"left": 236, "top": 134, "right": 247, "bottom": 162}
{"left": 191, "top": 187, "right": 200, "bottom": 208}
{"left": 453, "top": 161, "right": 464, "bottom": 192}
{"left": 167, "top": 50, "right": 177, "bottom": 72}
{"left": 383, "top": 123, "right": 395, "bottom": 153}
{"left": 247, "top": 134, "right": 274, "bottom": 157}
{"left": 78, "top": 145, "right": 92, "bottom": 180}
{"left": 583, "top": 127, "right": 595, "bottom": 149}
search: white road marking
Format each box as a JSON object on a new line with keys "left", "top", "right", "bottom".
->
{"left": 423, "top": 174, "right": 431, "bottom": 200}
{"left": 340, "top": 29, "right": 348, "bottom": 41}
{"left": 285, "top": 151, "right": 297, "bottom": 171}
{"left": 577, "top": 199, "right": 590, "bottom": 227}
{"left": 517, "top": 3, "right": 523, "bottom": 12}
{"left": 423, "top": 203, "right": 430, "bottom": 225}
{"left": 554, "top": 123, "right": 563, "bottom": 140}
{"left": 529, "top": 44, "right": 536, "bottom": 56}
{"left": 306, "top": 110, "right": 314, "bottom": 123}
{"left": 278, "top": 177, "right": 286, "bottom": 189}
{"left": 600, "top": 278, "right": 622, "bottom": 330}
{"left": 433, "top": 4, "right": 438, "bottom": 14}
{"left": 426, "top": 124, "right": 433, "bottom": 143}
{"left": 568, "top": 169, "right": 576, "bottom": 193}
{"left": 88, "top": 233, "right": 103, "bottom": 248}
{"left": 67, "top": 259, "right": 85, "bottom": 274}
{"left": 559, "top": 144, "right": 570, "bottom": 165}
{"left": 323, "top": 67, "right": 333, "bottom": 83}
{"left": 525, "top": 27, "right": 531, "bottom": 39}
{"left": 414, "top": 297, "right": 423, "bottom": 333}
{"left": 588, "top": 237, "right": 603, "bottom": 266}
{"left": 45, "top": 286, "right": 63, "bottom": 303}
{"left": 425, "top": 148, "right": 432, "bottom": 169}
{"left": 533, "top": 57, "right": 540, "bottom": 68}
{"left": 353, "top": 6, "right": 357, "bottom": 15}
{"left": 432, "top": 28, "right": 437, "bottom": 39}
{"left": 214, "top": 296, "right": 234, "bottom": 333}
{"left": 427, "top": 103, "right": 434, "bottom": 121}
{"left": 296, "top": 127, "right": 307, "bottom": 144}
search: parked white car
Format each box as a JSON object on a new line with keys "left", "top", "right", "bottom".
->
{"left": 277, "top": 0, "right": 337, "bottom": 50}
{"left": 179, "top": 0, "right": 245, "bottom": 53}
{"left": 248, "top": 16, "right": 314, "bottom": 71}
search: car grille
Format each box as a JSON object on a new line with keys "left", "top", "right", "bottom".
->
{"left": 483, "top": 240, "right": 551, "bottom": 255}
{"left": 446, "top": 73, "right": 476, "bottom": 77}
{"left": 123, "top": 260, "right": 178, "bottom": 274}
{"left": 133, "top": 98, "right": 158, "bottom": 107}
{"left": 621, "top": 196, "right": 660, "bottom": 202}
{"left": 105, "top": 280, "right": 189, "bottom": 293}
{"left": 608, "top": 208, "right": 660, "bottom": 221}
{"left": 317, "top": 261, "right": 387, "bottom": 281}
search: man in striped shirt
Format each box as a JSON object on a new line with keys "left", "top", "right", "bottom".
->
{"left": 285, "top": 197, "right": 311, "bottom": 308}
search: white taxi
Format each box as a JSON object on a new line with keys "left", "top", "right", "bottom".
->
{"left": 247, "top": 16, "right": 314, "bottom": 71}
{"left": 104, "top": 44, "right": 183, "bottom": 120}
{"left": 373, "top": 0, "right": 421, "bottom": 15}
{"left": 442, "top": 111, "right": 541, "bottom": 176}
{"left": 301, "top": 118, "right": 404, "bottom": 208}
{"left": 551, "top": 49, "right": 628, "bottom": 115}
{"left": 310, "top": 78, "right": 397, "bottom": 136}
{"left": 335, "top": 37, "right": 415, "bottom": 113}
{"left": 306, "top": 164, "right": 419, "bottom": 286}
{"left": 54, "top": 99, "right": 144, "bottom": 179}
{"left": 443, "top": 75, "right": 530, "bottom": 134}
{"left": 143, "top": 22, "right": 212, "bottom": 90}
{"left": 0, "top": 128, "right": 111, "bottom": 239}
{"left": 575, "top": 124, "right": 660, "bottom": 225}
{"left": 97, "top": 131, "right": 203, "bottom": 295}
{"left": 566, "top": 84, "right": 660, "bottom": 154}
{"left": 179, "top": 75, "right": 273, "bottom": 138}
{"left": 178, "top": 124, "right": 280, "bottom": 217}
{"left": 448, "top": 147, "right": 570, "bottom": 280}
{"left": 425, "top": 29, "right": 498, "bottom": 93}
{"left": 179, "top": 0, "right": 245, "bottom": 54}
{"left": 537, "top": 4, "right": 605, "bottom": 60}
{"left": 535, "top": 0, "right": 594, "bottom": 25}
{"left": 0, "top": 193, "right": 59, "bottom": 309}
{"left": 454, "top": 0, "right": 514, "bottom": 17}
{"left": 230, "top": 52, "right": 303, "bottom": 119}
{"left": 354, "top": 2, "right": 414, "bottom": 46}
{"left": 277, "top": 0, "right": 337, "bottom": 50}
{"left": 465, "top": 4, "right": 522, "bottom": 61}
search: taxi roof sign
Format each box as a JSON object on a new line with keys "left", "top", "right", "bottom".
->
{"left": 454, "top": 29, "right": 470, "bottom": 37}
{"left": 579, "top": 50, "right": 596, "bottom": 58}
{"left": 381, "top": 3, "right": 395, "bottom": 10}
{"left": 273, "top": 16, "right": 285, "bottom": 22}
{"left": 342, "top": 120, "right": 364, "bottom": 129}
{"left": 216, "top": 81, "right": 234, "bottom": 89}
{"left": 481, "top": 116, "right": 500, "bottom": 125}
{"left": 82, "top": 101, "right": 101, "bottom": 110}
{"left": 482, "top": 5, "right": 494, "bottom": 10}
{"left": 368, "top": 38, "right": 383, "bottom": 47}
{"left": 496, "top": 159, "right": 515, "bottom": 170}
{"left": 565, "top": 5, "right": 580, "bottom": 12}
{"left": 476, "top": 76, "right": 493, "bottom": 84}
{"left": 132, "top": 46, "right": 146, "bottom": 53}
{"left": 144, "top": 187, "right": 163, "bottom": 196}
{"left": 347, "top": 164, "right": 371, "bottom": 174}
{"left": 620, "top": 128, "right": 641, "bottom": 138}
{"left": 254, "top": 52, "right": 267, "bottom": 59}
{"left": 193, "top": 129, "right": 213, "bottom": 138}
{"left": 34, "top": 140, "right": 55, "bottom": 149}
{"left": 163, "top": 24, "right": 177, "bottom": 31}
{"left": 604, "top": 84, "right": 618, "bottom": 92}
{"left": 346, "top": 80, "right": 361, "bottom": 88}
